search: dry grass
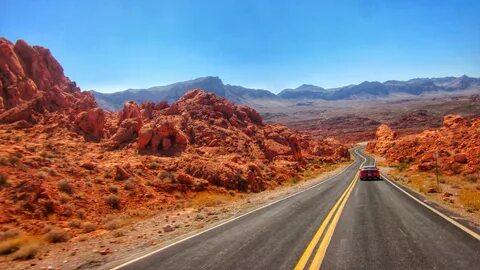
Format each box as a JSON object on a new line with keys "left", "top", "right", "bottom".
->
{"left": 388, "top": 167, "right": 480, "bottom": 218}
{"left": 459, "top": 189, "right": 480, "bottom": 212}
{"left": 81, "top": 222, "right": 96, "bottom": 233}
{"left": 0, "top": 231, "right": 42, "bottom": 260}
{"left": 0, "top": 235, "right": 25, "bottom": 255}
{"left": 0, "top": 229, "right": 21, "bottom": 241}
{"left": 11, "top": 241, "right": 41, "bottom": 260}
{"left": 103, "top": 216, "right": 129, "bottom": 230}
{"left": 68, "top": 219, "right": 82, "bottom": 228}
{"left": 190, "top": 191, "right": 236, "bottom": 208}
{"left": 43, "top": 227, "right": 70, "bottom": 243}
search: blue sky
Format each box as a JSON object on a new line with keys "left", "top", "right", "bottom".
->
{"left": 1, "top": 0, "right": 479, "bottom": 93}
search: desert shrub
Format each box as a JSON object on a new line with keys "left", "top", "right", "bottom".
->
{"left": 68, "top": 219, "right": 82, "bottom": 228}
{"left": 57, "top": 179, "right": 74, "bottom": 194}
{"left": 0, "top": 174, "right": 9, "bottom": 189}
{"left": 113, "top": 230, "right": 125, "bottom": 237}
{"left": 77, "top": 209, "right": 86, "bottom": 219}
{"left": 104, "top": 170, "right": 113, "bottom": 179}
{"left": 0, "top": 156, "right": 8, "bottom": 165}
{"left": 465, "top": 174, "right": 478, "bottom": 183}
{"left": 0, "top": 237, "right": 23, "bottom": 255}
{"left": 59, "top": 194, "right": 70, "bottom": 204}
{"left": 158, "top": 171, "right": 176, "bottom": 183}
{"left": 44, "top": 227, "right": 70, "bottom": 243}
{"left": 25, "top": 145, "right": 37, "bottom": 152}
{"left": 449, "top": 163, "right": 462, "bottom": 175}
{"left": 290, "top": 176, "right": 301, "bottom": 184}
{"left": 105, "top": 194, "right": 121, "bottom": 209}
{"left": 0, "top": 229, "right": 21, "bottom": 241}
{"left": 36, "top": 171, "right": 49, "bottom": 180}
{"left": 103, "top": 217, "right": 125, "bottom": 230}
{"left": 396, "top": 161, "right": 410, "bottom": 172}
{"left": 81, "top": 222, "right": 96, "bottom": 233}
{"left": 7, "top": 155, "right": 19, "bottom": 165}
{"left": 40, "top": 167, "right": 58, "bottom": 176}
{"left": 108, "top": 185, "right": 119, "bottom": 193}
{"left": 123, "top": 180, "right": 135, "bottom": 190}
{"left": 12, "top": 241, "right": 40, "bottom": 260}
{"left": 147, "top": 162, "right": 160, "bottom": 170}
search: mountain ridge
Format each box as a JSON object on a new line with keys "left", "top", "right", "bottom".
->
{"left": 93, "top": 75, "right": 480, "bottom": 111}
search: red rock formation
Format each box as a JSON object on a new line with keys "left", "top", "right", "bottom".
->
{"left": 366, "top": 124, "right": 397, "bottom": 154}
{"left": 367, "top": 115, "right": 480, "bottom": 175}
{"left": 0, "top": 38, "right": 350, "bottom": 236}
{"left": 74, "top": 108, "right": 106, "bottom": 141}
{"left": 0, "top": 38, "right": 98, "bottom": 124}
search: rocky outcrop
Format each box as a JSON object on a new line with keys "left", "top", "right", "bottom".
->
{"left": 0, "top": 38, "right": 97, "bottom": 124}
{"left": 137, "top": 121, "right": 188, "bottom": 155}
{"left": 366, "top": 124, "right": 397, "bottom": 154}
{"left": 367, "top": 115, "right": 480, "bottom": 175}
{"left": 74, "top": 108, "right": 106, "bottom": 141}
{"left": 0, "top": 38, "right": 351, "bottom": 236}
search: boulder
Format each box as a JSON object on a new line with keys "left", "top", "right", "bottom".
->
{"left": 74, "top": 108, "right": 105, "bottom": 141}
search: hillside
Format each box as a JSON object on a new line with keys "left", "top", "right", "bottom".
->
{"left": 366, "top": 116, "right": 480, "bottom": 217}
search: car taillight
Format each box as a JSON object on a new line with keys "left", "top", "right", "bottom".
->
{"left": 374, "top": 171, "right": 380, "bottom": 176}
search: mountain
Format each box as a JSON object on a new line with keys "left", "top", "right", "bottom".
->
{"left": 279, "top": 76, "right": 480, "bottom": 100}
{"left": 93, "top": 76, "right": 277, "bottom": 111}
{"left": 93, "top": 76, "right": 480, "bottom": 111}
{"left": 277, "top": 84, "right": 327, "bottom": 99}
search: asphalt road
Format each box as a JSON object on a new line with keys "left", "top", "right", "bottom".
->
{"left": 113, "top": 148, "right": 480, "bottom": 270}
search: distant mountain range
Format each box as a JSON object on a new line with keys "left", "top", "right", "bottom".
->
{"left": 92, "top": 75, "right": 480, "bottom": 111}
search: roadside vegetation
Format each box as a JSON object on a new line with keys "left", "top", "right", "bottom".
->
{"left": 387, "top": 167, "right": 480, "bottom": 220}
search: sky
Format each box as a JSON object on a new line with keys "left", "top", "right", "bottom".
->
{"left": 1, "top": 0, "right": 479, "bottom": 93}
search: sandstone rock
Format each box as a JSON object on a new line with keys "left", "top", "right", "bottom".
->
{"left": 137, "top": 120, "right": 188, "bottom": 155}
{"left": 163, "top": 224, "right": 174, "bottom": 232}
{"left": 74, "top": 108, "right": 105, "bottom": 141}
{"left": 0, "top": 38, "right": 97, "bottom": 126}
{"left": 453, "top": 153, "right": 468, "bottom": 164}
{"left": 110, "top": 118, "right": 142, "bottom": 147}
{"left": 443, "top": 114, "right": 465, "bottom": 128}
{"left": 119, "top": 101, "right": 143, "bottom": 126}
{"left": 80, "top": 162, "right": 96, "bottom": 170}
{"left": 368, "top": 116, "right": 480, "bottom": 175}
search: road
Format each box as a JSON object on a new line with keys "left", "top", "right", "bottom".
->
{"left": 112, "top": 148, "right": 480, "bottom": 270}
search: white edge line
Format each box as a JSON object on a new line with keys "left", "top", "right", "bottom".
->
{"left": 382, "top": 173, "right": 480, "bottom": 241}
{"left": 110, "top": 148, "right": 364, "bottom": 269}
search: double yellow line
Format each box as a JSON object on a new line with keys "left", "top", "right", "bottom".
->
{"left": 295, "top": 151, "right": 364, "bottom": 270}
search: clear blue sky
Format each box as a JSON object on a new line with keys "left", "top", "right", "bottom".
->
{"left": 1, "top": 0, "right": 479, "bottom": 93}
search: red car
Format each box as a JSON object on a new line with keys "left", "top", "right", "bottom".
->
{"left": 359, "top": 166, "right": 381, "bottom": 180}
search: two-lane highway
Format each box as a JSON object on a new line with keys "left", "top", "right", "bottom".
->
{"left": 111, "top": 148, "right": 480, "bottom": 270}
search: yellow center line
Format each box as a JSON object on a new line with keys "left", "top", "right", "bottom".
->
{"left": 309, "top": 176, "right": 358, "bottom": 270}
{"left": 294, "top": 175, "right": 358, "bottom": 270}
{"left": 295, "top": 148, "right": 366, "bottom": 270}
